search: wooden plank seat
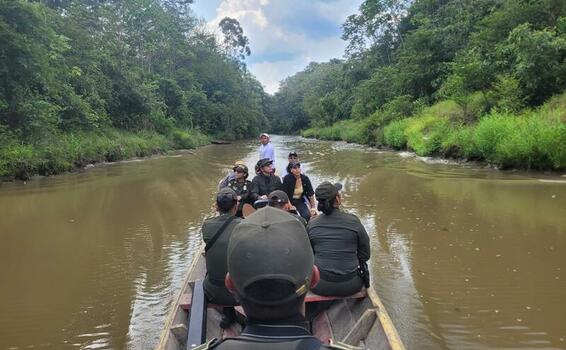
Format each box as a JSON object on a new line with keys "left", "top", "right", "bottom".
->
{"left": 305, "top": 288, "right": 367, "bottom": 303}
{"left": 181, "top": 288, "right": 368, "bottom": 310}
{"left": 180, "top": 293, "right": 246, "bottom": 317}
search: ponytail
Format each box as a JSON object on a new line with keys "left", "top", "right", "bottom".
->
{"left": 317, "top": 199, "right": 335, "bottom": 215}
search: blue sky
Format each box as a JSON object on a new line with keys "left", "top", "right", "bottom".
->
{"left": 190, "top": 0, "right": 363, "bottom": 94}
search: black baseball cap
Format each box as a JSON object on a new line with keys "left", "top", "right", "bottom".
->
{"left": 288, "top": 151, "right": 298, "bottom": 157}
{"left": 216, "top": 187, "right": 238, "bottom": 210}
{"left": 315, "top": 181, "right": 343, "bottom": 201}
{"left": 227, "top": 206, "right": 314, "bottom": 305}
{"left": 268, "top": 190, "right": 289, "bottom": 206}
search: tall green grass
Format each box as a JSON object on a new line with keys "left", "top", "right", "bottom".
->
{"left": 306, "top": 92, "right": 566, "bottom": 170}
{"left": 0, "top": 128, "right": 210, "bottom": 180}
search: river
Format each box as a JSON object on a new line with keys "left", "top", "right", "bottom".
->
{"left": 0, "top": 135, "right": 565, "bottom": 349}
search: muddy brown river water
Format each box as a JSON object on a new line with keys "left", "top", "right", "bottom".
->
{"left": 0, "top": 135, "right": 565, "bottom": 349}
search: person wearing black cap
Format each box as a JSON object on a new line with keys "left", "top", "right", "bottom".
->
{"left": 307, "top": 182, "right": 371, "bottom": 297}
{"left": 250, "top": 158, "right": 282, "bottom": 202}
{"left": 282, "top": 161, "right": 316, "bottom": 222}
{"left": 201, "top": 188, "right": 242, "bottom": 328}
{"left": 227, "top": 164, "right": 252, "bottom": 217}
{"left": 268, "top": 190, "right": 307, "bottom": 226}
{"left": 197, "top": 206, "right": 347, "bottom": 350}
{"left": 283, "top": 151, "right": 306, "bottom": 177}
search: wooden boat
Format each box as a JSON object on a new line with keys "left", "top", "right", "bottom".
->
{"left": 156, "top": 245, "right": 405, "bottom": 350}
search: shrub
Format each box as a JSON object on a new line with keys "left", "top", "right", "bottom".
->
{"left": 383, "top": 119, "right": 409, "bottom": 149}
{"left": 0, "top": 143, "right": 38, "bottom": 180}
{"left": 473, "top": 112, "right": 566, "bottom": 169}
{"left": 405, "top": 115, "right": 452, "bottom": 156}
{"left": 441, "top": 126, "right": 481, "bottom": 159}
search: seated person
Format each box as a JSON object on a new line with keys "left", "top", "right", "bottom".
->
{"left": 201, "top": 188, "right": 241, "bottom": 328}
{"left": 282, "top": 161, "right": 316, "bottom": 222}
{"left": 227, "top": 164, "right": 252, "bottom": 217}
{"left": 268, "top": 190, "right": 307, "bottom": 226}
{"left": 250, "top": 158, "right": 282, "bottom": 202}
{"left": 218, "top": 160, "right": 246, "bottom": 189}
{"left": 283, "top": 151, "right": 307, "bottom": 176}
{"left": 200, "top": 206, "right": 346, "bottom": 349}
{"left": 307, "top": 182, "right": 370, "bottom": 297}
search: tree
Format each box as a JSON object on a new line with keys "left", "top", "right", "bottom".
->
{"left": 219, "top": 17, "right": 251, "bottom": 62}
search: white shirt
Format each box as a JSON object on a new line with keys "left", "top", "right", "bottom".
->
{"left": 259, "top": 142, "right": 275, "bottom": 165}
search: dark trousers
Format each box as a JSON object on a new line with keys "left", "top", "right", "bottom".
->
{"left": 311, "top": 273, "right": 363, "bottom": 297}
{"left": 292, "top": 198, "right": 311, "bottom": 222}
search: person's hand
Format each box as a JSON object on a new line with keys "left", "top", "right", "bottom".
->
{"left": 237, "top": 195, "right": 242, "bottom": 201}
{"left": 260, "top": 195, "right": 268, "bottom": 200}
{"left": 310, "top": 208, "right": 318, "bottom": 216}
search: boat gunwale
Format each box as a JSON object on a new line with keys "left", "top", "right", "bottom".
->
{"left": 156, "top": 244, "right": 405, "bottom": 350}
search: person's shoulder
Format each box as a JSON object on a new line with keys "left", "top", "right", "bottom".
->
{"left": 338, "top": 210, "right": 360, "bottom": 220}
{"left": 191, "top": 338, "right": 220, "bottom": 350}
{"left": 307, "top": 213, "right": 323, "bottom": 228}
{"left": 203, "top": 215, "right": 220, "bottom": 226}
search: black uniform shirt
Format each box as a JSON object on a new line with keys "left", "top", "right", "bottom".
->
{"left": 201, "top": 213, "right": 242, "bottom": 285}
{"left": 250, "top": 173, "right": 282, "bottom": 201}
{"left": 307, "top": 209, "right": 371, "bottom": 275}
{"left": 212, "top": 315, "right": 323, "bottom": 350}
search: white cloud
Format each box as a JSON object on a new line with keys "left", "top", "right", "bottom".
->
{"left": 205, "top": 0, "right": 363, "bottom": 94}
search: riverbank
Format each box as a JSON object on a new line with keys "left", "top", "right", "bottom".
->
{"left": 0, "top": 128, "right": 210, "bottom": 180}
{"left": 303, "top": 93, "right": 566, "bottom": 171}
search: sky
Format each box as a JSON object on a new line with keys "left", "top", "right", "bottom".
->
{"left": 190, "top": 0, "right": 364, "bottom": 94}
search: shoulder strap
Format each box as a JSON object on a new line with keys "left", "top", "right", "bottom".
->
{"left": 191, "top": 337, "right": 219, "bottom": 350}
{"left": 205, "top": 216, "right": 237, "bottom": 253}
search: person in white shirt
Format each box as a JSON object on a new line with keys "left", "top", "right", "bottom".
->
{"left": 258, "top": 133, "right": 275, "bottom": 173}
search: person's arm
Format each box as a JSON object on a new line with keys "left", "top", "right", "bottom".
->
{"left": 281, "top": 175, "right": 294, "bottom": 199}
{"left": 302, "top": 175, "right": 315, "bottom": 197}
{"left": 218, "top": 174, "right": 229, "bottom": 190}
{"left": 267, "top": 144, "right": 275, "bottom": 164}
{"left": 274, "top": 174, "right": 283, "bottom": 191}
{"left": 250, "top": 177, "right": 260, "bottom": 202}
{"left": 240, "top": 181, "right": 252, "bottom": 203}
{"left": 356, "top": 217, "right": 371, "bottom": 261}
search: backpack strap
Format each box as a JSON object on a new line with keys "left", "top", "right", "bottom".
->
{"left": 205, "top": 215, "right": 237, "bottom": 253}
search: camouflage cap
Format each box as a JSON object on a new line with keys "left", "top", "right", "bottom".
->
{"left": 256, "top": 158, "right": 273, "bottom": 169}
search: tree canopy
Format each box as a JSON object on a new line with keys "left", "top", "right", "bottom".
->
{"left": 269, "top": 0, "right": 566, "bottom": 134}
{"left": 0, "top": 0, "right": 268, "bottom": 143}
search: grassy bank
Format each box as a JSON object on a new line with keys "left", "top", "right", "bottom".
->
{"left": 303, "top": 93, "right": 566, "bottom": 171}
{"left": 0, "top": 128, "right": 210, "bottom": 180}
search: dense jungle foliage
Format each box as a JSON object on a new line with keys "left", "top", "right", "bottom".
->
{"left": 0, "top": 0, "right": 268, "bottom": 179}
{"left": 270, "top": 0, "right": 566, "bottom": 170}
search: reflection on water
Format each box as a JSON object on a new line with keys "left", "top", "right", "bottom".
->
{"left": 1, "top": 136, "right": 565, "bottom": 349}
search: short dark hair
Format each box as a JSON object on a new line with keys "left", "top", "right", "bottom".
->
{"left": 286, "top": 162, "right": 300, "bottom": 174}
{"left": 217, "top": 193, "right": 237, "bottom": 213}
{"left": 237, "top": 279, "right": 305, "bottom": 321}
